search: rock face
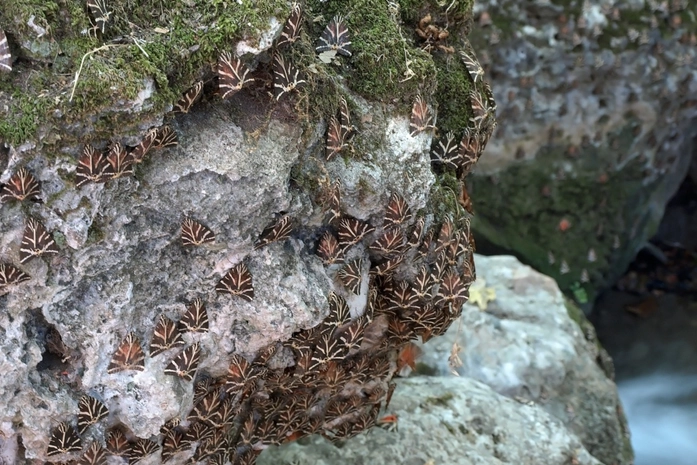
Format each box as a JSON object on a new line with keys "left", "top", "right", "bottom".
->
{"left": 465, "top": 0, "right": 697, "bottom": 302}
{"left": 260, "top": 255, "right": 631, "bottom": 465}
{"left": 1, "top": 1, "right": 495, "bottom": 464}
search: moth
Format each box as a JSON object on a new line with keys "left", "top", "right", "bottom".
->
{"left": 254, "top": 215, "right": 293, "bottom": 250}
{"left": 435, "top": 269, "right": 469, "bottom": 309}
{"left": 161, "top": 429, "right": 184, "bottom": 463}
{"left": 458, "top": 128, "right": 481, "bottom": 177}
{"left": 0, "top": 28, "right": 12, "bottom": 72}
{"left": 459, "top": 49, "right": 484, "bottom": 83}
{"left": 218, "top": 52, "right": 254, "bottom": 99}
{"left": 469, "top": 88, "right": 494, "bottom": 131}
{"left": 338, "top": 316, "right": 367, "bottom": 351}
{"left": 386, "top": 317, "right": 415, "bottom": 344}
{"left": 225, "top": 353, "right": 257, "bottom": 395}
{"left": 103, "top": 142, "right": 134, "bottom": 180}
{"left": 130, "top": 128, "right": 158, "bottom": 163}
{"left": 87, "top": 0, "right": 112, "bottom": 35}
{"left": 164, "top": 342, "right": 201, "bottom": 381}
{"left": 273, "top": 53, "right": 306, "bottom": 100}
{"left": 106, "top": 427, "right": 129, "bottom": 456}
{"left": 326, "top": 291, "right": 351, "bottom": 329}
{"left": 325, "top": 178, "right": 342, "bottom": 224}
{"left": 173, "top": 80, "right": 203, "bottom": 114}
{"left": 0, "top": 167, "right": 41, "bottom": 202}
{"left": 560, "top": 259, "right": 570, "bottom": 274}
{"left": 181, "top": 218, "right": 215, "bottom": 246}
{"left": 76, "top": 144, "right": 109, "bottom": 187}
{"left": 19, "top": 218, "right": 59, "bottom": 264}
{"left": 409, "top": 94, "right": 435, "bottom": 136}
{"left": 150, "top": 314, "right": 184, "bottom": 357}
{"left": 384, "top": 192, "right": 412, "bottom": 227}
{"left": 407, "top": 216, "right": 425, "bottom": 248}
{"left": 310, "top": 333, "right": 348, "bottom": 371}
{"left": 0, "top": 263, "right": 30, "bottom": 288}
{"left": 216, "top": 263, "right": 254, "bottom": 301}
{"left": 325, "top": 116, "right": 346, "bottom": 161}
{"left": 179, "top": 298, "right": 209, "bottom": 333}
{"left": 277, "top": 2, "right": 302, "bottom": 47}
{"left": 153, "top": 125, "right": 178, "bottom": 149}
{"left": 47, "top": 422, "right": 82, "bottom": 456}
{"left": 80, "top": 441, "right": 107, "bottom": 465}
{"left": 431, "top": 131, "right": 461, "bottom": 169}
{"left": 316, "top": 15, "right": 352, "bottom": 57}
{"left": 338, "top": 258, "right": 363, "bottom": 295}
{"left": 337, "top": 217, "right": 375, "bottom": 249}
{"left": 326, "top": 97, "right": 355, "bottom": 160}
{"left": 384, "top": 280, "right": 419, "bottom": 313}
{"left": 77, "top": 395, "right": 109, "bottom": 434}
{"left": 128, "top": 438, "right": 159, "bottom": 463}
{"left": 370, "top": 255, "right": 404, "bottom": 277}
{"left": 107, "top": 332, "right": 145, "bottom": 374}
{"left": 369, "top": 227, "right": 406, "bottom": 257}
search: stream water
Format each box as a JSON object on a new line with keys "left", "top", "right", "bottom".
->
{"left": 593, "top": 291, "right": 697, "bottom": 465}
{"left": 618, "top": 373, "right": 697, "bottom": 465}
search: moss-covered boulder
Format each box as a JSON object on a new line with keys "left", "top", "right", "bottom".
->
{"left": 462, "top": 0, "right": 697, "bottom": 305}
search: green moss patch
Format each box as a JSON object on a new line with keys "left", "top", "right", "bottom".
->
{"left": 0, "top": 0, "right": 285, "bottom": 147}
{"left": 469, "top": 122, "right": 654, "bottom": 300}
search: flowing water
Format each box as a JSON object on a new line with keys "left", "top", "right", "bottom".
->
{"left": 618, "top": 373, "right": 697, "bottom": 465}
{"left": 593, "top": 291, "right": 697, "bottom": 465}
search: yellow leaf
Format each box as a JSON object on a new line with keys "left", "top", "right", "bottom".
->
{"left": 468, "top": 279, "right": 496, "bottom": 310}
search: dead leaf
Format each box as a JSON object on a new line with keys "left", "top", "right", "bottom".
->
{"left": 468, "top": 279, "right": 496, "bottom": 310}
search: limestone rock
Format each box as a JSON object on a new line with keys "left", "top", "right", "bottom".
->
{"left": 418, "top": 255, "right": 631, "bottom": 465}
{"left": 259, "top": 376, "right": 603, "bottom": 465}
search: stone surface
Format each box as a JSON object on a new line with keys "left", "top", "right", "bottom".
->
{"left": 258, "top": 254, "right": 631, "bottom": 465}
{"left": 259, "top": 376, "right": 603, "bottom": 465}
{"left": 465, "top": 0, "right": 697, "bottom": 301}
{"left": 417, "top": 254, "right": 631, "bottom": 465}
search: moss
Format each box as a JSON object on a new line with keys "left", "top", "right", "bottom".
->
{"left": 0, "top": 0, "right": 285, "bottom": 148}
{"left": 305, "top": 0, "right": 436, "bottom": 103}
{"left": 397, "top": 0, "right": 474, "bottom": 23}
{"left": 469, "top": 120, "right": 656, "bottom": 298}
{"left": 428, "top": 171, "right": 465, "bottom": 224}
{"left": 432, "top": 53, "right": 474, "bottom": 134}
